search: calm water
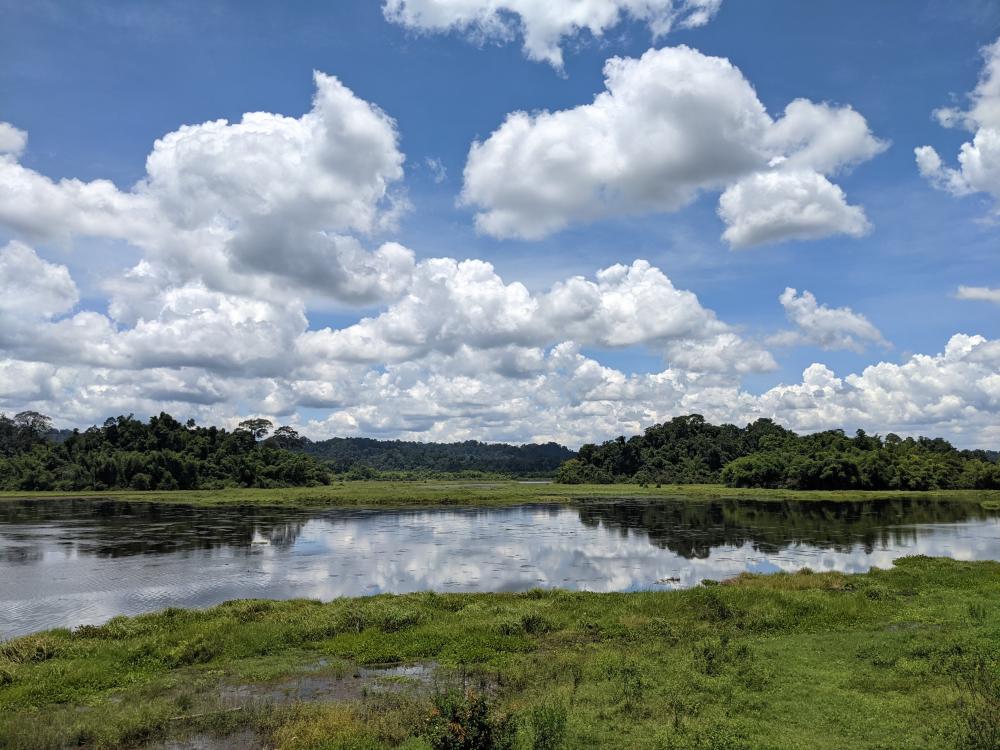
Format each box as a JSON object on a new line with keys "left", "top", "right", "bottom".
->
{"left": 1, "top": 497, "right": 998, "bottom": 639}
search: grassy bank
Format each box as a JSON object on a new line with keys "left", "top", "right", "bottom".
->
{"left": 1, "top": 556, "right": 998, "bottom": 749}
{"left": 2, "top": 481, "right": 1000, "bottom": 509}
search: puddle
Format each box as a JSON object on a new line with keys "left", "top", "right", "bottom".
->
{"left": 145, "top": 663, "right": 442, "bottom": 750}
{"left": 218, "top": 662, "right": 438, "bottom": 706}
{"left": 149, "top": 729, "right": 262, "bottom": 750}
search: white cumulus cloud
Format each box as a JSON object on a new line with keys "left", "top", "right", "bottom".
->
{"left": 916, "top": 37, "right": 1000, "bottom": 207}
{"left": 757, "top": 334, "right": 1000, "bottom": 444}
{"left": 0, "top": 122, "right": 28, "bottom": 157}
{"left": 718, "top": 171, "right": 871, "bottom": 248}
{"left": 0, "top": 240, "right": 78, "bottom": 319}
{"left": 383, "top": 0, "right": 722, "bottom": 69}
{"left": 299, "top": 258, "right": 776, "bottom": 374}
{"left": 957, "top": 285, "right": 1000, "bottom": 303}
{"left": 772, "top": 288, "right": 888, "bottom": 353}
{"left": 463, "top": 45, "right": 885, "bottom": 246}
{"left": 0, "top": 72, "right": 414, "bottom": 306}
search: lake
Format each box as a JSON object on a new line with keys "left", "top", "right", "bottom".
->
{"left": 1, "top": 497, "right": 998, "bottom": 639}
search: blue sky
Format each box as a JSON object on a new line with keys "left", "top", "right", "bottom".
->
{"left": 1, "top": 0, "right": 999, "bottom": 446}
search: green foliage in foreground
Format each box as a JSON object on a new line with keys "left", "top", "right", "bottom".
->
{"left": 2, "top": 557, "right": 998, "bottom": 749}
{"left": 558, "top": 414, "right": 1000, "bottom": 491}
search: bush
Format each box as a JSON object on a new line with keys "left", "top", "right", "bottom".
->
{"left": 554, "top": 459, "right": 613, "bottom": 484}
{"left": 130, "top": 472, "right": 152, "bottom": 490}
{"left": 423, "top": 690, "right": 516, "bottom": 750}
{"left": 164, "top": 636, "right": 218, "bottom": 667}
{"left": 0, "top": 636, "right": 59, "bottom": 664}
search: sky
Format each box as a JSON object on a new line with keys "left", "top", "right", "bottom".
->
{"left": 0, "top": 0, "right": 999, "bottom": 448}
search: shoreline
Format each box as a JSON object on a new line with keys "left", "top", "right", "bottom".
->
{"left": 2, "top": 481, "right": 999, "bottom": 509}
{"left": 1, "top": 556, "right": 997, "bottom": 749}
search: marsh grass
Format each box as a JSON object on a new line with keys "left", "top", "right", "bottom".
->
{"left": 0, "top": 557, "right": 998, "bottom": 749}
{"left": 2, "top": 481, "right": 999, "bottom": 510}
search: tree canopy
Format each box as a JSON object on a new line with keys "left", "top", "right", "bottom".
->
{"left": 302, "top": 437, "right": 574, "bottom": 477}
{"left": 0, "top": 413, "right": 576, "bottom": 490}
{"left": 0, "top": 412, "right": 329, "bottom": 491}
{"left": 556, "top": 415, "right": 1000, "bottom": 490}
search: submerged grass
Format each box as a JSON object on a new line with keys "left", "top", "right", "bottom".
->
{"left": 1, "top": 480, "right": 999, "bottom": 509}
{"left": 1, "top": 556, "right": 998, "bottom": 749}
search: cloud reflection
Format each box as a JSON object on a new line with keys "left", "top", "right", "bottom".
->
{"left": 1, "top": 498, "right": 998, "bottom": 638}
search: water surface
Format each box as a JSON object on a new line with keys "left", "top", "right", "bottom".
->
{"left": 1, "top": 497, "right": 998, "bottom": 639}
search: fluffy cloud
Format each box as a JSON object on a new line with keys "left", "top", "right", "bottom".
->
{"left": 0, "top": 241, "right": 78, "bottom": 319}
{"left": 718, "top": 171, "right": 871, "bottom": 248}
{"left": 916, "top": 37, "right": 1000, "bottom": 206}
{"left": 1, "top": 65, "right": 995, "bottom": 449}
{"left": 0, "top": 122, "right": 27, "bottom": 157}
{"left": 0, "top": 237, "right": 771, "bottom": 386}
{"left": 771, "top": 288, "right": 888, "bottom": 353}
{"left": 299, "top": 258, "right": 775, "bottom": 373}
{"left": 0, "top": 152, "right": 155, "bottom": 243}
{"left": 6, "top": 237, "right": 998, "bottom": 447}
{"left": 757, "top": 334, "right": 1000, "bottom": 444}
{"left": 0, "top": 72, "right": 413, "bottom": 306}
{"left": 463, "top": 46, "right": 885, "bottom": 245}
{"left": 382, "top": 0, "right": 722, "bottom": 69}
{"left": 0, "top": 243, "right": 308, "bottom": 376}
{"left": 143, "top": 73, "right": 402, "bottom": 234}
{"left": 957, "top": 285, "right": 1000, "bottom": 303}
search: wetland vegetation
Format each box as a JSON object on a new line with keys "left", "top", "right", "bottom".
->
{"left": 1, "top": 556, "right": 998, "bottom": 749}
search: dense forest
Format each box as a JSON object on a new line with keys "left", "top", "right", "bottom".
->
{"left": 0, "top": 412, "right": 575, "bottom": 491}
{"left": 0, "top": 412, "right": 329, "bottom": 491}
{"left": 303, "top": 437, "right": 574, "bottom": 477}
{"left": 3, "top": 409, "right": 998, "bottom": 492}
{"left": 556, "top": 414, "right": 1000, "bottom": 490}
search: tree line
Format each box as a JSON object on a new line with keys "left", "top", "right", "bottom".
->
{"left": 4, "top": 410, "right": 996, "bottom": 492}
{"left": 555, "top": 414, "right": 1000, "bottom": 490}
{"left": 0, "top": 412, "right": 328, "bottom": 491}
{"left": 0, "top": 412, "right": 576, "bottom": 491}
{"left": 302, "top": 436, "right": 574, "bottom": 477}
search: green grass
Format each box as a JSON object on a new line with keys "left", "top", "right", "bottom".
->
{"left": 2, "top": 556, "right": 998, "bottom": 749}
{"left": 1, "top": 481, "right": 999, "bottom": 509}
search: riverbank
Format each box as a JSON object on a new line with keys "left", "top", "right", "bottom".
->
{"left": 2, "top": 481, "right": 1000, "bottom": 509}
{"left": 1, "top": 556, "right": 996, "bottom": 749}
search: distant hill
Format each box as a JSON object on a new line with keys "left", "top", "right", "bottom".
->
{"left": 302, "top": 437, "right": 575, "bottom": 476}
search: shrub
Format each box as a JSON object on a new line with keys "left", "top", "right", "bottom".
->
{"left": 423, "top": 690, "right": 516, "bottom": 750}
{"left": 0, "top": 636, "right": 59, "bottom": 664}
{"left": 164, "top": 636, "right": 218, "bottom": 667}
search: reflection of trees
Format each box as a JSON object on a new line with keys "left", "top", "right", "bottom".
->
{"left": 576, "top": 499, "right": 996, "bottom": 559}
{"left": 0, "top": 500, "right": 309, "bottom": 558}
{"left": 0, "top": 546, "right": 44, "bottom": 564}
{"left": 1, "top": 496, "right": 996, "bottom": 564}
